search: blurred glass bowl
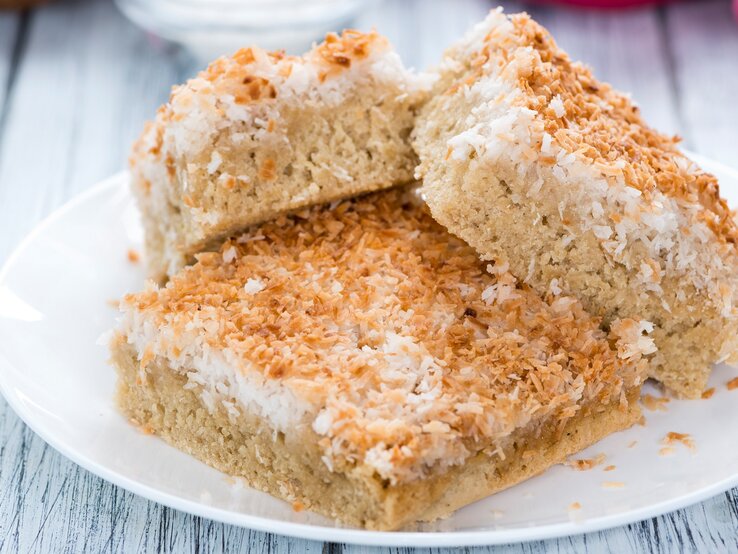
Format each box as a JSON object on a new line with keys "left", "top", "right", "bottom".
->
{"left": 115, "top": 0, "right": 371, "bottom": 61}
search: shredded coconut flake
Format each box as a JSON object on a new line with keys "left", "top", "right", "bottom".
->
{"left": 222, "top": 246, "right": 238, "bottom": 263}
{"left": 207, "top": 151, "right": 222, "bottom": 174}
{"left": 244, "top": 278, "right": 265, "bottom": 294}
{"left": 549, "top": 94, "right": 565, "bottom": 118}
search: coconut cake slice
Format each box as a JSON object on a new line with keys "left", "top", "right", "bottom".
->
{"left": 109, "top": 187, "right": 650, "bottom": 530}
{"left": 130, "top": 29, "right": 434, "bottom": 281}
{"left": 412, "top": 9, "right": 738, "bottom": 398}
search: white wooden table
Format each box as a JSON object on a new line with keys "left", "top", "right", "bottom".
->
{"left": 1, "top": 0, "right": 737, "bottom": 551}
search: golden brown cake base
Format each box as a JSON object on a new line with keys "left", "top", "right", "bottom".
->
{"left": 114, "top": 342, "right": 641, "bottom": 530}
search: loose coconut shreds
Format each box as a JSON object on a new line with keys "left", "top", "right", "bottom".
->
{"left": 127, "top": 249, "right": 140, "bottom": 263}
{"left": 609, "top": 319, "right": 657, "bottom": 360}
{"left": 427, "top": 8, "right": 738, "bottom": 320}
{"left": 662, "top": 432, "right": 696, "bottom": 452}
{"left": 640, "top": 394, "right": 670, "bottom": 412}
{"left": 116, "top": 188, "right": 647, "bottom": 484}
{"left": 566, "top": 452, "right": 606, "bottom": 471}
{"left": 602, "top": 481, "right": 625, "bottom": 489}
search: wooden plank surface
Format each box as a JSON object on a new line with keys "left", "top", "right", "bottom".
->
{"left": 0, "top": 0, "right": 737, "bottom": 552}
{"left": 0, "top": 12, "right": 20, "bottom": 128}
{"left": 665, "top": 0, "right": 738, "bottom": 165}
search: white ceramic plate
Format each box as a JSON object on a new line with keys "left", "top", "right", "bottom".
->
{"left": 2, "top": 155, "right": 738, "bottom": 548}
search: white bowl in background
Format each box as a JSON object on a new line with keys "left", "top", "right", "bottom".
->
{"left": 115, "top": 0, "right": 372, "bottom": 61}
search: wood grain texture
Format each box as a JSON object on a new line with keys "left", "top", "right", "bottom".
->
{"left": 1, "top": 0, "right": 737, "bottom": 552}
{"left": 0, "top": 12, "right": 21, "bottom": 137}
{"left": 665, "top": 0, "right": 738, "bottom": 165}
{"left": 356, "top": 0, "right": 509, "bottom": 70}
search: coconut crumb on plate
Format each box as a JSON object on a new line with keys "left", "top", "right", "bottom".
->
{"left": 127, "top": 248, "right": 140, "bottom": 263}
{"left": 292, "top": 500, "right": 305, "bottom": 513}
{"left": 602, "top": 481, "right": 625, "bottom": 489}
{"left": 662, "top": 432, "right": 696, "bottom": 452}
{"left": 641, "top": 394, "right": 670, "bottom": 412}
{"left": 566, "top": 453, "right": 606, "bottom": 471}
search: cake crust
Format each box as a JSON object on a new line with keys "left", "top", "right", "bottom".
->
{"left": 412, "top": 9, "right": 738, "bottom": 397}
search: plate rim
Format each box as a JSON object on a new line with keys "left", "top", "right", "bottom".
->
{"left": 2, "top": 158, "right": 738, "bottom": 547}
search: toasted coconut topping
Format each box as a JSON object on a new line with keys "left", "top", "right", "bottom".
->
{"left": 507, "top": 15, "right": 738, "bottom": 247}
{"left": 423, "top": 8, "right": 738, "bottom": 319}
{"left": 117, "top": 188, "right": 646, "bottom": 484}
{"left": 443, "top": 9, "right": 737, "bottom": 246}
{"left": 312, "top": 29, "right": 386, "bottom": 79}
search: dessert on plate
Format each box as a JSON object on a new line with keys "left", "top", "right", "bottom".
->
{"left": 110, "top": 187, "right": 651, "bottom": 530}
{"left": 131, "top": 29, "right": 433, "bottom": 281}
{"left": 412, "top": 9, "right": 738, "bottom": 398}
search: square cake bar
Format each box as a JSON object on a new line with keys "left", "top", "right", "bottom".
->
{"left": 111, "top": 188, "right": 650, "bottom": 529}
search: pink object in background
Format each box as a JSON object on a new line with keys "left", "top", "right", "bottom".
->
{"left": 530, "top": 0, "right": 671, "bottom": 7}
{"left": 533, "top": 0, "right": 738, "bottom": 23}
